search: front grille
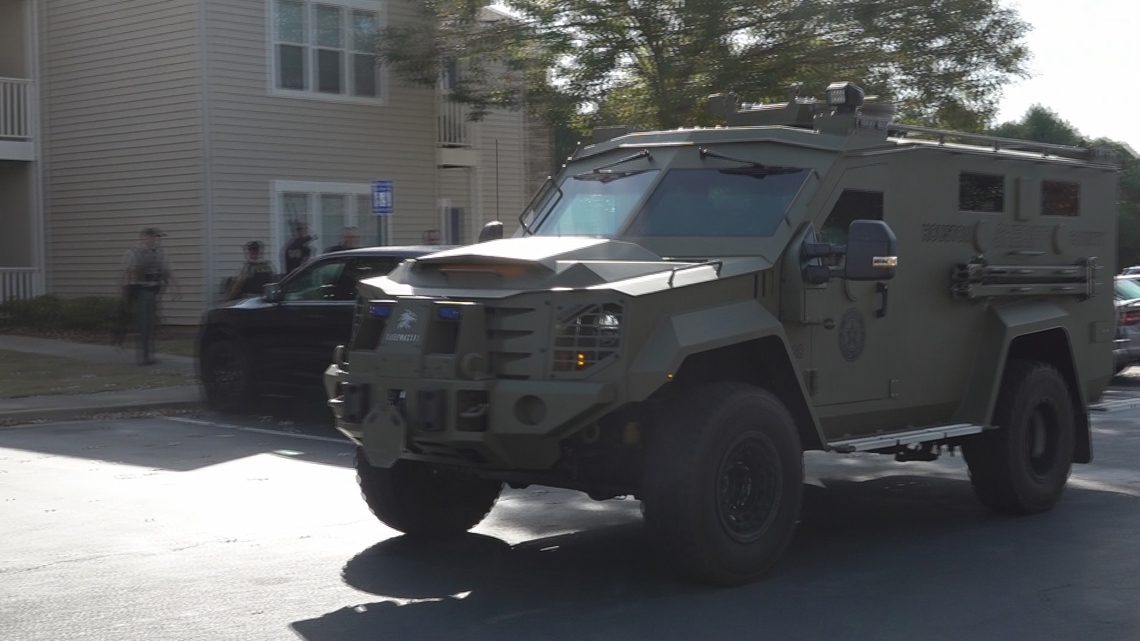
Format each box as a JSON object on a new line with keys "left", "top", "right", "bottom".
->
{"left": 552, "top": 303, "right": 623, "bottom": 372}
{"left": 485, "top": 305, "right": 540, "bottom": 380}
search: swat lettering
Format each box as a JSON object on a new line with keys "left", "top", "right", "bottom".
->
{"left": 921, "top": 224, "right": 971, "bottom": 243}
{"left": 994, "top": 224, "right": 1049, "bottom": 249}
{"left": 386, "top": 333, "right": 420, "bottom": 343}
{"left": 1069, "top": 230, "right": 1106, "bottom": 247}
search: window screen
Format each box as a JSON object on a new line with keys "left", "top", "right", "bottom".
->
{"left": 959, "top": 172, "right": 1004, "bottom": 213}
{"left": 1042, "top": 180, "right": 1080, "bottom": 217}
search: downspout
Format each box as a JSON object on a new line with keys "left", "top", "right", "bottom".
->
{"left": 31, "top": 0, "right": 46, "bottom": 295}
{"left": 197, "top": 0, "right": 215, "bottom": 310}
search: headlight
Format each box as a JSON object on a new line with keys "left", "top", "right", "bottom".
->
{"left": 552, "top": 303, "right": 623, "bottom": 373}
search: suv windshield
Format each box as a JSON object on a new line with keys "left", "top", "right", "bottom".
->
{"left": 532, "top": 170, "right": 659, "bottom": 237}
{"left": 1116, "top": 278, "right": 1140, "bottom": 301}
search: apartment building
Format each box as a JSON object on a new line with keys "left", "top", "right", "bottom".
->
{"left": 0, "top": 0, "right": 545, "bottom": 324}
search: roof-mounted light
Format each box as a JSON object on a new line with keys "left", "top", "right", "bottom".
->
{"left": 826, "top": 82, "right": 865, "bottom": 113}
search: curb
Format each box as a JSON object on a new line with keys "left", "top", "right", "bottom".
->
{"left": 0, "top": 401, "right": 203, "bottom": 428}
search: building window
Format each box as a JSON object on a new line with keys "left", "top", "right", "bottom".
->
{"left": 1042, "top": 180, "right": 1080, "bottom": 217}
{"left": 272, "top": 0, "right": 383, "bottom": 101}
{"left": 274, "top": 182, "right": 390, "bottom": 263}
{"left": 959, "top": 172, "right": 1004, "bottom": 213}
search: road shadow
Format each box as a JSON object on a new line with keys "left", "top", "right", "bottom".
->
{"left": 292, "top": 471, "right": 1140, "bottom": 641}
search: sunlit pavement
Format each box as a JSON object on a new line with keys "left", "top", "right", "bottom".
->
{"left": 2, "top": 386, "right": 1140, "bottom": 640}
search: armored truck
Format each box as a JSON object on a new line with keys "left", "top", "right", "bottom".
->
{"left": 325, "top": 82, "right": 1121, "bottom": 585}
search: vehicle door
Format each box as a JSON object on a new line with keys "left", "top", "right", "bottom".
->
{"left": 804, "top": 165, "right": 897, "bottom": 431}
{"left": 256, "top": 258, "right": 350, "bottom": 385}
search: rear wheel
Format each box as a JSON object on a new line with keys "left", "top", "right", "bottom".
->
{"left": 356, "top": 449, "right": 502, "bottom": 538}
{"left": 963, "top": 360, "right": 1075, "bottom": 514}
{"left": 200, "top": 338, "right": 252, "bottom": 411}
{"left": 642, "top": 383, "right": 803, "bottom": 585}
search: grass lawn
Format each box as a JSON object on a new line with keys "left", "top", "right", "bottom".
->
{"left": 0, "top": 350, "right": 195, "bottom": 398}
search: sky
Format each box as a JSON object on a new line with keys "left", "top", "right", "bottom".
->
{"left": 997, "top": 0, "right": 1140, "bottom": 150}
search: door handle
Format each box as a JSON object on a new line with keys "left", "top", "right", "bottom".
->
{"left": 876, "top": 283, "right": 889, "bottom": 318}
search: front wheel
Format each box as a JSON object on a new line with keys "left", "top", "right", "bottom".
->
{"left": 200, "top": 338, "right": 252, "bottom": 411}
{"left": 963, "top": 360, "right": 1076, "bottom": 514}
{"left": 642, "top": 383, "right": 804, "bottom": 585}
{"left": 356, "top": 450, "right": 502, "bottom": 538}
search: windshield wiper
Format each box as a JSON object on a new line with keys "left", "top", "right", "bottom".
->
{"left": 572, "top": 169, "right": 650, "bottom": 183}
{"left": 574, "top": 147, "right": 656, "bottom": 180}
{"left": 699, "top": 147, "right": 803, "bottom": 178}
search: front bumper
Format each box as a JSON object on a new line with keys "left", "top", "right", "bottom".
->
{"left": 325, "top": 362, "right": 614, "bottom": 470}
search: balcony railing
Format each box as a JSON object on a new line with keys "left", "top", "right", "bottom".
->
{"left": 0, "top": 268, "right": 43, "bottom": 302}
{"left": 0, "top": 77, "right": 33, "bottom": 140}
{"left": 438, "top": 91, "right": 471, "bottom": 147}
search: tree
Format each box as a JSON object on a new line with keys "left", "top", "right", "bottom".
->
{"left": 989, "top": 105, "right": 1082, "bottom": 145}
{"left": 378, "top": 0, "right": 1030, "bottom": 133}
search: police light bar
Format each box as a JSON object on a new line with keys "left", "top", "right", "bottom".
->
{"left": 826, "top": 82, "right": 864, "bottom": 111}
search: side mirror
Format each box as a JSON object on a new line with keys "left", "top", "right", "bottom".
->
{"left": 263, "top": 282, "right": 284, "bottom": 303}
{"left": 844, "top": 220, "right": 897, "bottom": 281}
{"left": 478, "top": 221, "right": 504, "bottom": 243}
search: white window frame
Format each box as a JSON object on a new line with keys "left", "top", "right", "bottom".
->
{"left": 268, "top": 0, "right": 387, "bottom": 105}
{"left": 271, "top": 181, "right": 392, "bottom": 264}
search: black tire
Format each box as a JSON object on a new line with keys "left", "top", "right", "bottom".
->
{"left": 642, "top": 383, "right": 804, "bottom": 586}
{"left": 200, "top": 338, "right": 253, "bottom": 411}
{"left": 356, "top": 449, "right": 502, "bottom": 538}
{"left": 962, "top": 360, "right": 1076, "bottom": 514}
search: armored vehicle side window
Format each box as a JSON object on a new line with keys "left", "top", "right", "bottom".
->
{"left": 625, "top": 168, "right": 811, "bottom": 237}
{"left": 1042, "top": 180, "right": 1080, "bottom": 217}
{"left": 534, "top": 170, "right": 659, "bottom": 237}
{"left": 958, "top": 172, "right": 1004, "bottom": 213}
{"left": 819, "top": 190, "right": 884, "bottom": 246}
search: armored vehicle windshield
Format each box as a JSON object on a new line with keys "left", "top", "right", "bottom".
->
{"left": 530, "top": 158, "right": 813, "bottom": 239}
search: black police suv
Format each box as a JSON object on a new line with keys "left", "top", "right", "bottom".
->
{"left": 196, "top": 245, "right": 443, "bottom": 409}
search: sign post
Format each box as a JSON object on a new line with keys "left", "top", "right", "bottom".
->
{"left": 371, "top": 180, "right": 394, "bottom": 216}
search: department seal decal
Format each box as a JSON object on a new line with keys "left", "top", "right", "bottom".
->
{"left": 397, "top": 309, "right": 418, "bottom": 330}
{"left": 838, "top": 307, "right": 866, "bottom": 362}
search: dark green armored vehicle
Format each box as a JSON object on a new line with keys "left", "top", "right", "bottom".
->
{"left": 326, "top": 82, "right": 1121, "bottom": 585}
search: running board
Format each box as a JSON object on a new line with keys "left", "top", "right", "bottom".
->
{"left": 828, "top": 423, "right": 988, "bottom": 453}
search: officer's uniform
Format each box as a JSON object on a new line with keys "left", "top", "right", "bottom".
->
{"left": 283, "top": 236, "right": 313, "bottom": 275}
{"left": 121, "top": 242, "right": 169, "bottom": 364}
{"left": 233, "top": 259, "right": 276, "bottom": 298}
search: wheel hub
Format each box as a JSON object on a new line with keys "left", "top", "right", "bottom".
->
{"left": 716, "top": 433, "right": 781, "bottom": 543}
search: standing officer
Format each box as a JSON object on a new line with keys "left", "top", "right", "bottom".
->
{"left": 325, "top": 226, "right": 361, "bottom": 253}
{"left": 283, "top": 221, "right": 314, "bottom": 276}
{"left": 120, "top": 227, "right": 178, "bottom": 365}
{"left": 228, "top": 240, "right": 277, "bottom": 300}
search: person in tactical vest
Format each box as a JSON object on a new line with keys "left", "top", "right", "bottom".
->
{"left": 283, "top": 221, "right": 314, "bottom": 276}
{"left": 119, "top": 227, "right": 178, "bottom": 365}
{"left": 228, "top": 240, "right": 277, "bottom": 300}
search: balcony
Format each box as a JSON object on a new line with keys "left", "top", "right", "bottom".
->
{"left": 437, "top": 90, "right": 477, "bottom": 168}
{"left": 0, "top": 77, "right": 34, "bottom": 161}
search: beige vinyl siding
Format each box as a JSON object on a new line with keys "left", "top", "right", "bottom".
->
{"left": 40, "top": 0, "right": 205, "bottom": 324}
{"left": 203, "top": 0, "right": 437, "bottom": 295}
{"left": 474, "top": 108, "right": 528, "bottom": 236}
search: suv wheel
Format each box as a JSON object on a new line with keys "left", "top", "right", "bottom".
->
{"left": 356, "top": 449, "right": 502, "bottom": 538}
{"left": 642, "top": 383, "right": 804, "bottom": 585}
{"left": 201, "top": 338, "right": 252, "bottom": 411}
{"left": 963, "top": 360, "right": 1075, "bottom": 514}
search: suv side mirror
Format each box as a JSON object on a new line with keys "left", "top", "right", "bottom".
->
{"left": 478, "top": 221, "right": 504, "bottom": 243}
{"left": 263, "top": 282, "right": 284, "bottom": 303}
{"left": 845, "top": 220, "right": 897, "bottom": 281}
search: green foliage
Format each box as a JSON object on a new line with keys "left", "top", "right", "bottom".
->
{"left": 381, "top": 0, "right": 1029, "bottom": 133}
{"left": 989, "top": 105, "right": 1082, "bottom": 145}
{"left": 0, "top": 295, "right": 120, "bottom": 332}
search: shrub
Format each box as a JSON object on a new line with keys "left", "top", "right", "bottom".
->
{"left": 0, "top": 295, "right": 121, "bottom": 332}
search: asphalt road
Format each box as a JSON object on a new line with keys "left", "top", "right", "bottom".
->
{"left": 3, "top": 387, "right": 1140, "bottom": 641}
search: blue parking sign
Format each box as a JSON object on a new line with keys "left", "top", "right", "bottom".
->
{"left": 371, "top": 180, "right": 394, "bottom": 215}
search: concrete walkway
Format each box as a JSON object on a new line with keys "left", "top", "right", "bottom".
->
{"left": 0, "top": 334, "right": 200, "bottom": 425}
